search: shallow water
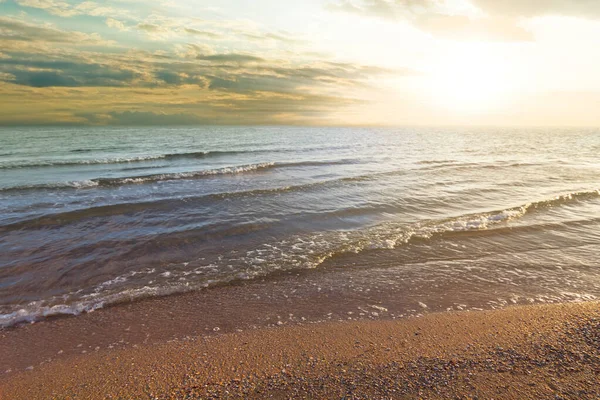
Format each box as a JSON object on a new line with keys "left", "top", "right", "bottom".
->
{"left": 1, "top": 126, "right": 599, "bottom": 327}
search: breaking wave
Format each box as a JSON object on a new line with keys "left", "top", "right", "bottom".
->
{"left": 2, "top": 189, "right": 599, "bottom": 328}
{"left": 0, "top": 159, "right": 357, "bottom": 193}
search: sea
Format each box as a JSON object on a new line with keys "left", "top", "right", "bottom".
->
{"left": 1, "top": 126, "right": 600, "bottom": 328}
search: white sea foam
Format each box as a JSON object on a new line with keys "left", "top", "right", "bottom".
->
{"left": 2, "top": 190, "right": 600, "bottom": 328}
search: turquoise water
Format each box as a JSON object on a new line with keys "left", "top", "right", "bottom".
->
{"left": 1, "top": 126, "right": 600, "bottom": 327}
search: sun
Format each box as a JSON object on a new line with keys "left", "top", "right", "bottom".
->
{"left": 426, "top": 44, "right": 516, "bottom": 114}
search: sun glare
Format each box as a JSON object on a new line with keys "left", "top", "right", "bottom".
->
{"left": 427, "top": 45, "right": 516, "bottom": 114}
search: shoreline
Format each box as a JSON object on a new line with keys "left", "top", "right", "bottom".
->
{"left": 2, "top": 301, "right": 600, "bottom": 399}
{"left": 2, "top": 260, "right": 585, "bottom": 376}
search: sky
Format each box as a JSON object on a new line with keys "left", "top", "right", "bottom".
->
{"left": 1, "top": 0, "right": 600, "bottom": 126}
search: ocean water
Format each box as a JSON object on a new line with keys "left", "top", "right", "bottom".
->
{"left": 1, "top": 126, "right": 600, "bottom": 328}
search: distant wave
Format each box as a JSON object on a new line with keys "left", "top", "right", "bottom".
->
{"left": 415, "top": 160, "right": 549, "bottom": 172}
{"left": 1, "top": 168, "right": 370, "bottom": 230}
{"left": 417, "top": 159, "right": 459, "bottom": 165}
{"left": 0, "top": 150, "right": 246, "bottom": 169}
{"left": 93, "top": 162, "right": 279, "bottom": 186}
{"left": 0, "top": 146, "right": 359, "bottom": 170}
{"left": 2, "top": 177, "right": 597, "bottom": 231}
{"left": 0, "top": 162, "right": 275, "bottom": 192}
{"left": 0, "top": 159, "right": 358, "bottom": 193}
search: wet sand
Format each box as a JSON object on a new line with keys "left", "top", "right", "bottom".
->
{"left": 1, "top": 301, "right": 599, "bottom": 399}
{"left": 3, "top": 259, "right": 584, "bottom": 379}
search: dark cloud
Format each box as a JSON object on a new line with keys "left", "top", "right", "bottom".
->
{"left": 0, "top": 38, "right": 396, "bottom": 92}
{"left": 155, "top": 70, "right": 185, "bottom": 85}
{"left": 0, "top": 47, "right": 405, "bottom": 92}
{"left": 0, "top": 12, "right": 406, "bottom": 126}
{"left": 207, "top": 74, "right": 306, "bottom": 93}
{"left": 197, "top": 53, "right": 264, "bottom": 63}
{"left": 0, "top": 56, "right": 138, "bottom": 87}
{"left": 106, "top": 111, "right": 208, "bottom": 126}
{"left": 11, "top": 71, "right": 80, "bottom": 87}
{"left": 207, "top": 75, "right": 298, "bottom": 93}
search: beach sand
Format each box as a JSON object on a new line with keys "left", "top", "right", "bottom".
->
{"left": 1, "top": 301, "right": 599, "bottom": 399}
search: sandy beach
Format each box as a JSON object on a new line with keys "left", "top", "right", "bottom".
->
{"left": 4, "top": 0, "right": 600, "bottom": 398}
{"left": 1, "top": 301, "right": 599, "bottom": 399}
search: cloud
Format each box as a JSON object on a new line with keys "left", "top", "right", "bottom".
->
{"left": 202, "top": 62, "right": 403, "bottom": 94}
{"left": 197, "top": 53, "right": 264, "bottom": 63}
{"left": 0, "top": 81, "right": 365, "bottom": 126}
{"left": 183, "top": 28, "right": 220, "bottom": 39}
{"left": 174, "top": 43, "right": 215, "bottom": 59}
{"left": 415, "top": 14, "right": 534, "bottom": 42}
{"left": 241, "top": 32, "right": 301, "bottom": 44}
{"left": 0, "top": 56, "right": 138, "bottom": 87}
{"left": 0, "top": 2, "right": 414, "bottom": 126}
{"left": 15, "top": 0, "right": 79, "bottom": 17}
{"left": 327, "top": 0, "right": 535, "bottom": 41}
{"left": 0, "top": 72, "right": 16, "bottom": 81}
{"left": 106, "top": 18, "right": 127, "bottom": 31}
{"left": 136, "top": 22, "right": 179, "bottom": 40}
{"left": 136, "top": 23, "right": 161, "bottom": 32}
{"left": 0, "top": 17, "right": 114, "bottom": 46}
{"left": 330, "top": 0, "right": 600, "bottom": 20}
{"left": 0, "top": 30, "right": 402, "bottom": 124}
{"left": 154, "top": 70, "right": 207, "bottom": 86}
{"left": 105, "top": 111, "right": 208, "bottom": 125}
{"left": 471, "top": 0, "right": 600, "bottom": 18}
{"left": 16, "top": 0, "right": 124, "bottom": 18}
{"left": 327, "top": 0, "right": 438, "bottom": 21}
{"left": 10, "top": 70, "right": 81, "bottom": 87}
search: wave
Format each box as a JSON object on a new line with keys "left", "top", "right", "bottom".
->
{"left": 405, "top": 190, "right": 600, "bottom": 240}
{"left": 0, "top": 151, "right": 246, "bottom": 169}
{"left": 0, "top": 159, "right": 358, "bottom": 193}
{"left": 0, "top": 163, "right": 274, "bottom": 192}
{"left": 414, "top": 159, "right": 558, "bottom": 174}
{"left": 93, "top": 162, "right": 278, "bottom": 186}
{"left": 2, "top": 172, "right": 598, "bottom": 231}
{"left": 0, "top": 172, "right": 375, "bottom": 230}
{"left": 0, "top": 146, "right": 360, "bottom": 170}
{"left": 2, "top": 189, "right": 600, "bottom": 328}
{"left": 525, "top": 190, "right": 600, "bottom": 210}
{"left": 417, "top": 159, "right": 459, "bottom": 165}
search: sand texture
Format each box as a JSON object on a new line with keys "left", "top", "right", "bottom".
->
{"left": 1, "top": 302, "right": 599, "bottom": 399}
